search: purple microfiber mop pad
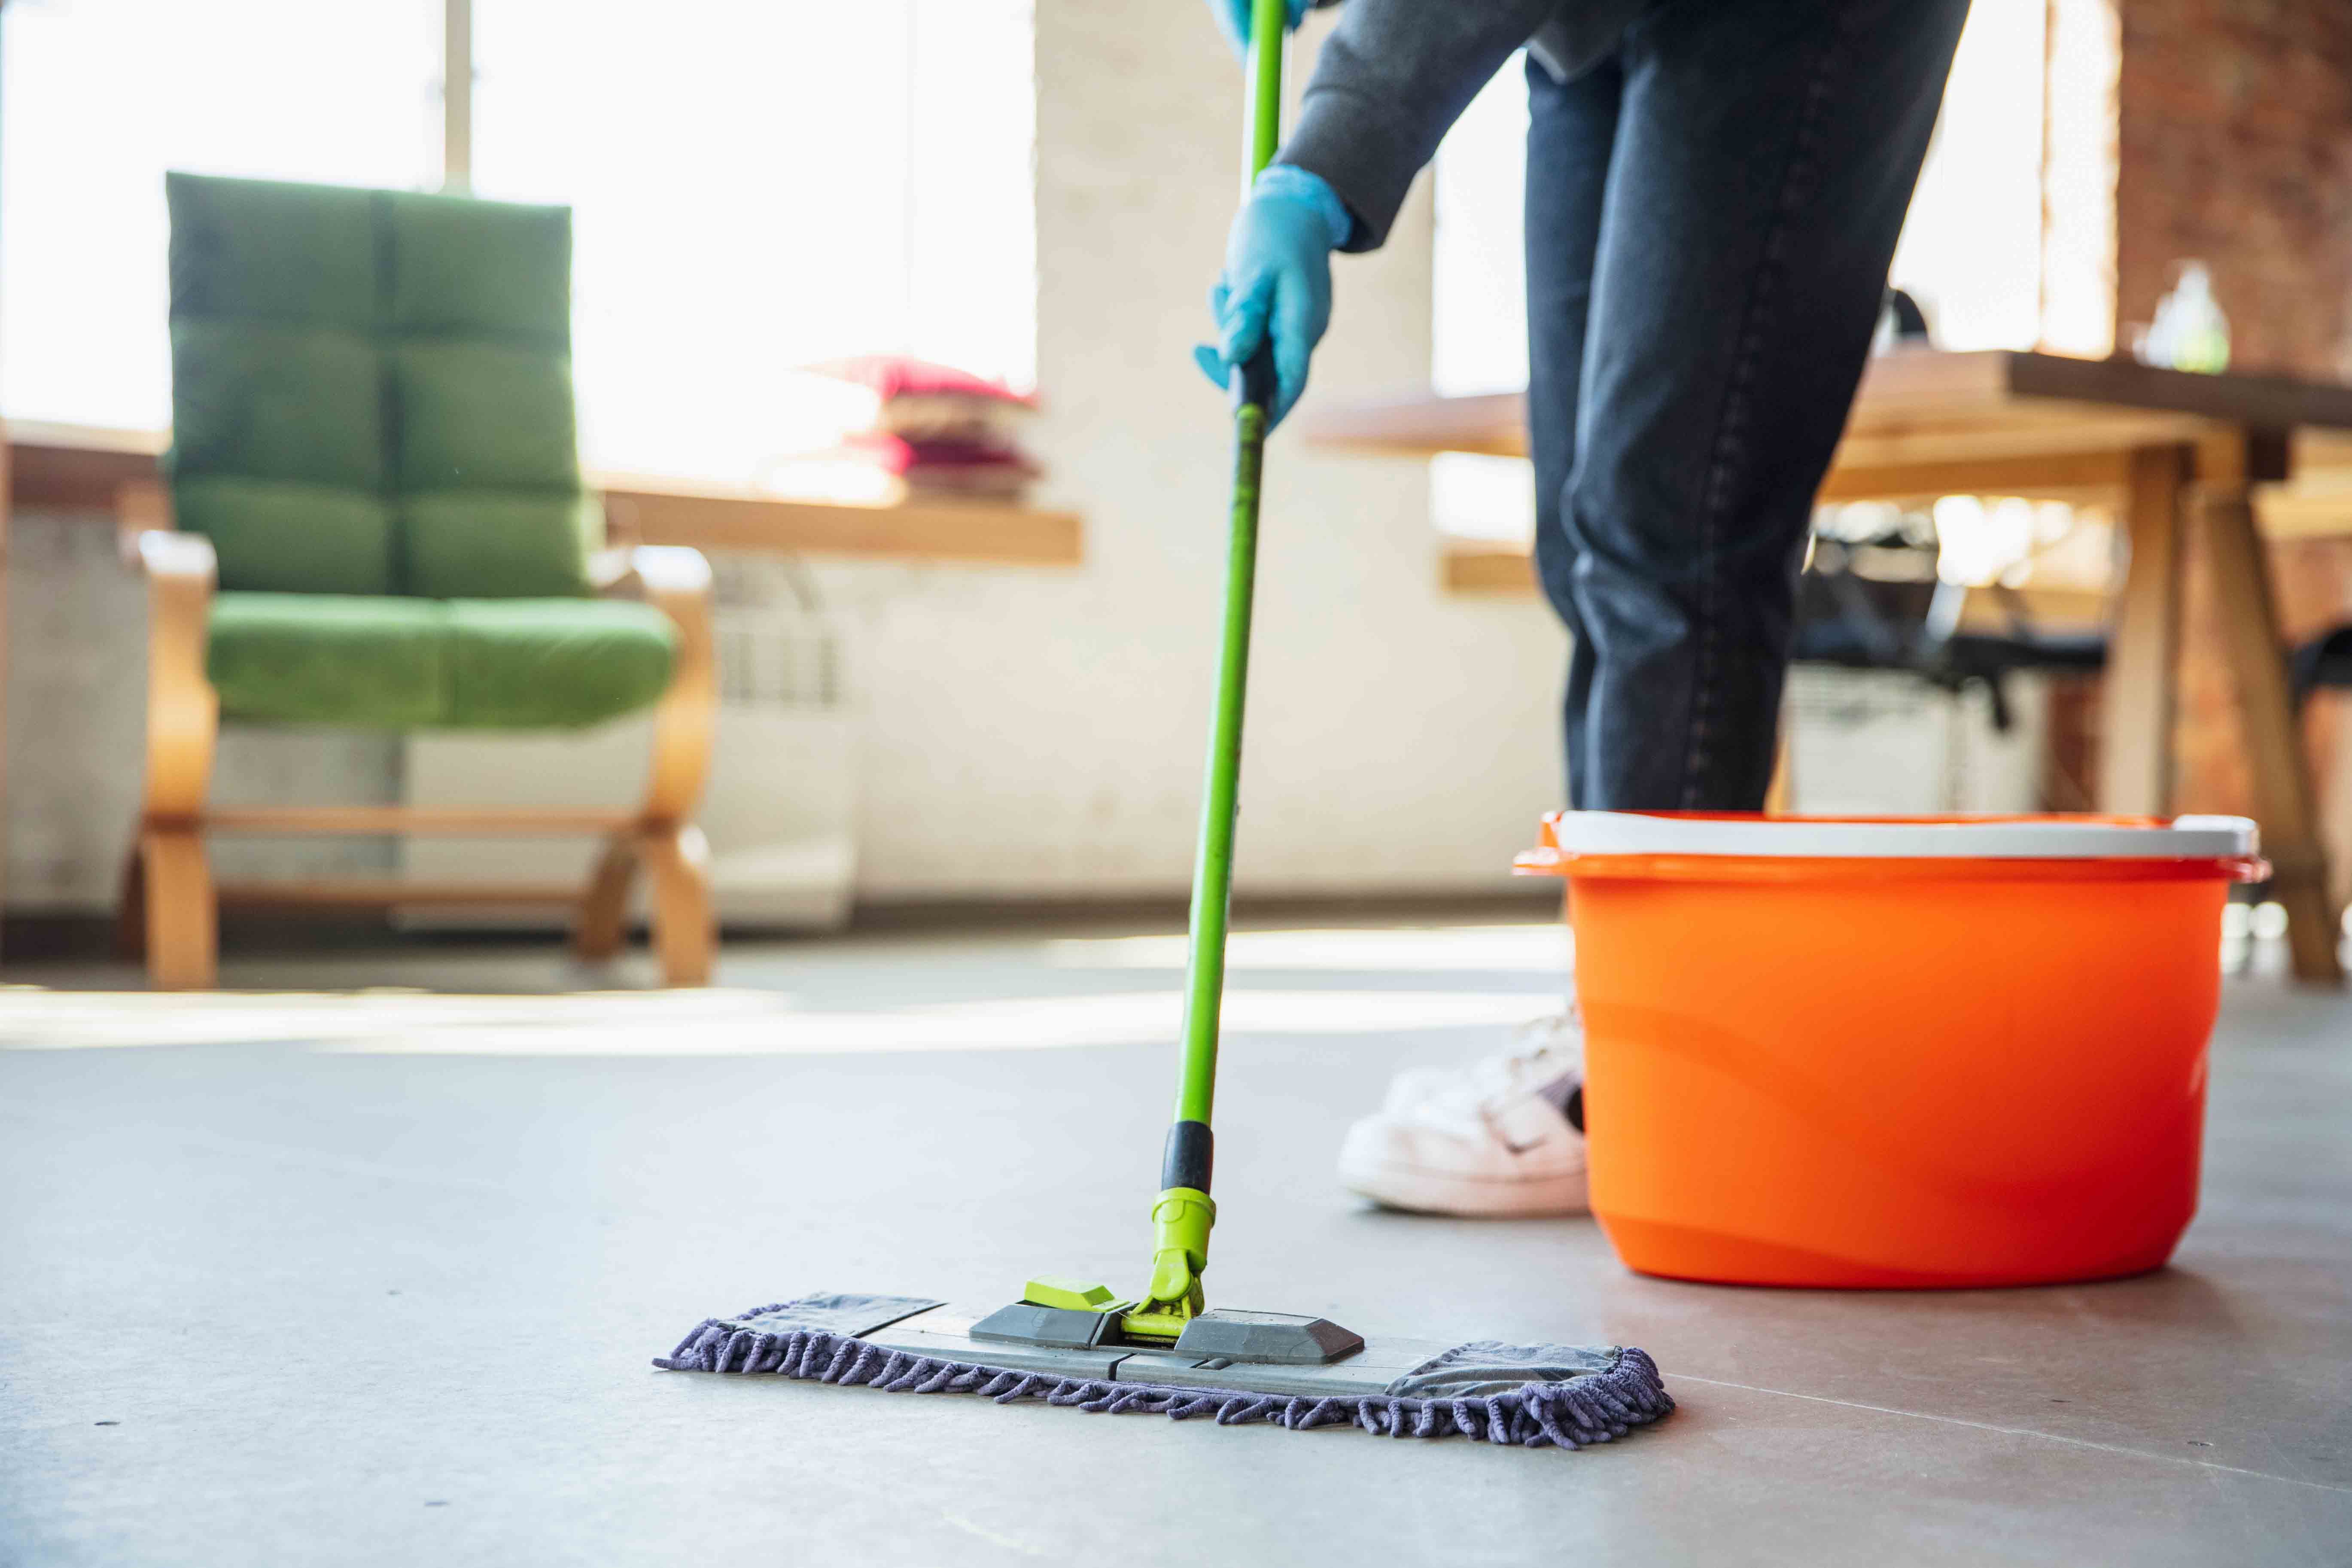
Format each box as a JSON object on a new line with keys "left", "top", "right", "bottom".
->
{"left": 654, "top": 1297, "right": 1674, "bottom": 1449}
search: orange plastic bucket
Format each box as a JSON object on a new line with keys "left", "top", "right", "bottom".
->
{"left": 1516, "top": 812, "right": 2266, "bottom": 1288}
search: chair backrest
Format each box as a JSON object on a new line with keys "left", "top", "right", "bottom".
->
{"left": 165, "top": 172, "right": 595, "bottom": 599}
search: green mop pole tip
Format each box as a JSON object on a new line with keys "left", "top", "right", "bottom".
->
{"left": 1123, "top": 1184, "right": 1216, "bottom": 1339}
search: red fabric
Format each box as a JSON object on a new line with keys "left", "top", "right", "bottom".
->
{"left": 898, "top": 465, "right": 1034, "bottom": 497}
{"left": 840, "top": 431, "right": 1039, "bottom": 478}
{"left": 811, "top": 354, "right": 1036, "bottom": 408}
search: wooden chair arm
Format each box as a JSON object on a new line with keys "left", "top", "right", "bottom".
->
{"left": 125, "top": 516, "right": 219, "bottom": 823}
{"left": 590, "top": 542, "right": 713, "bottom": 600}
{"left": 586, "top": 547, "right": 639, "bottom": 595}
{"left": 619, "top": 543, "right": 714, "bottom": 600}
{"left": 133, "top": 528, "right": 219, "bottom": 588}
{"left": 604, "top": 545, "right": 715, "bottom": 825}
{"left": 116, "top": 479, "right": 178, "bottom": 567}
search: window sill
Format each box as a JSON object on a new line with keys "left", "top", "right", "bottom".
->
{"left": 3, "top": 420, "right": 1083, "bottom": 568}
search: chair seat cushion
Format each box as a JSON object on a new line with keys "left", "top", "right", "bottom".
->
{"left": 441, "top": 597, "right": 677, "bottom": 728}
{"left": 208, "top": 592, "right": 675, "bottom": 730}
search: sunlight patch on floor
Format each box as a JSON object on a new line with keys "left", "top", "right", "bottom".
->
{"left": 322, "top": 989, "right": 1562, "bottom": 1054}
{"left": 0, "top": 984, "right": 1560, "bottom": 1055}
{"left": 1043, "top": 923, "right": 1570, "bottom": 973}
{"left": 0, "top": 987, "right": 788, "bottom": 1050}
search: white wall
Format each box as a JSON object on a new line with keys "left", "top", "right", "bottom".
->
{"left": 4, "top": 0, "right": 1571, "bottom": 913}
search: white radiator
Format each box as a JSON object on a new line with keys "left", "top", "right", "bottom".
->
{"left": 399, "top": 597, "right": 857, "bottom": 932}
{"left": 1784, "top": 667, "right": 2047, "bottom": 816}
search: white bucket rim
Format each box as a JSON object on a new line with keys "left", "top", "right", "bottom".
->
{"left": 1542, "top": 812, "right": 2260, "bottom": 861}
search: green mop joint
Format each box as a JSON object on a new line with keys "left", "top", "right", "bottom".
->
{"left": 1123, "top": 1186, "right": 1217, "bottom": 1340}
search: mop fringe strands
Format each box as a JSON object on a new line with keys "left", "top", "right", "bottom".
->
{"left": 657, "top": 1299, "right": 1674, "bottom": 1451}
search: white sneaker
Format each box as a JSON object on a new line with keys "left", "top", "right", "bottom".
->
{"left": 1379, "top": 1009, "right": 1585, "bottom": 1115}
{"left": 1338, "top": 1012, "right": 1589, "bottom": 1217}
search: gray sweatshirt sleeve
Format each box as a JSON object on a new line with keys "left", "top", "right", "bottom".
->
{"left": 1277, "top": 0, "right": 1573, "bottom": 252}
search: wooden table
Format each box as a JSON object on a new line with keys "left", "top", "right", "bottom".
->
{"left": 1307, "top": 348, "right": 2352, "bottom": 983}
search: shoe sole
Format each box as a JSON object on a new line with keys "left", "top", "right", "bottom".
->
{"left": 1337, "top": 1159, "right": 1589, "bottom": 1219}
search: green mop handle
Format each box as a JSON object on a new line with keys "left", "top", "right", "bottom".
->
{"left": 1141, "top": 0, "right": 1287, "bottom": 1322}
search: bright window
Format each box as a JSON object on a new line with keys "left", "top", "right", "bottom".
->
{"left": 1, "top": 0, "right": 1036, "bottom": 484}
{"left": 1886, "top": 0, "right": 2049, "bottom": 352}
{"left": 1427, "top": 54, "right": 1533, "bottom": 546}
{"left": 0, "top": 0, "right": 440, "bottom": 429}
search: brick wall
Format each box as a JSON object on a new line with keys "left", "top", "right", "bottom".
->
{"left": 2115, "top": 0, "right": 2352, "bottom": 825}
{"left": 2116, "top": 0, "right": 2352, "bottom": 377}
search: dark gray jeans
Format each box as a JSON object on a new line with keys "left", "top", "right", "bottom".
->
{"left": 1526, "top": 0, "right": 1969, "bottom": 808}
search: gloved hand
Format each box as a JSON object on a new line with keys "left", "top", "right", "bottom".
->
{"left": 1193, "top": 164, "right": 1353, "bottom": 429}
{"left": 1206, "top": 0, "right": 1308, "bottom": 59}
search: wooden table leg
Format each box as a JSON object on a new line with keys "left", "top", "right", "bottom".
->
{"left": 1765, "top": 719, "right": 1794, "bottom": 814}
{"left": 2100, "top": 445, "right": 2191, "bottom": 816}
{"left": 2327, "top": 700, "right": 2352, "bottom": 918}
{"left": 2199, "top": 431, "right": 2343, "bottom": 984}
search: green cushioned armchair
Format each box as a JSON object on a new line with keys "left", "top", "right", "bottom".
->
{"left": 120, "top": 173, "right": 717, "bottom": 988}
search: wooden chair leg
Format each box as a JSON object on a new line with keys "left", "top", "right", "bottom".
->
{"left": 639, "top": 824, "right": 715, "bottom": 987}
{"left": 2198, "top": 439, "right": 2343, "bottom": 985}
{"left": 573, "top": 833, "right": 638, "bottom": 961}
{"left": 140, "top": 828, "right": 216, "bottom": 990}
{"left": 604, "top": 546, "right": 719, "bottom": 986}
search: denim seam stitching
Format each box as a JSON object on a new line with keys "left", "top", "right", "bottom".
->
{"left": 1680, "top": 3, "right": 1853, "bottom": 807}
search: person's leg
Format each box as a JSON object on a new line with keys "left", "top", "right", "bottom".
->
{"left": 1523, "top": 51, "right": 1623, "bottom": 808}
{"left": 1565, "top": 0, "right": 1969, "bottom": 809}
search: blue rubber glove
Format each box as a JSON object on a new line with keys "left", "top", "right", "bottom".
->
{"left": 1207, "top": 0, "right": 1308, "bottom": 59}
{"left": 1193, "top": 165, "right": 1352, "bottom": 429}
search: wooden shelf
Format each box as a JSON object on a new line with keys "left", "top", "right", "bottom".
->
{"left": 4, "top": 420, "right": 1082, "bottom": 567}
{"left": 5, "top": 419, "right": 164, "bottom": 509}
{"left": 1442, "top": 544, "right": 1540, "bottom": 596}
{"left": 602, "top": 475, "right": 1081, "bottom": 566}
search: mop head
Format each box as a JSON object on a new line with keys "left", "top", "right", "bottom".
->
{"left": 655, "top": 1294, "right": 1673, "bottom": 1449}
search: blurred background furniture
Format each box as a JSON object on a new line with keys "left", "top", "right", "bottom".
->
{"left": 1794, "top": 529, "right": 2107, "bottom": 734}
{"left": 1310, "top": 348, "right": 2352, "bottom": 983}
{"left": 118, "top": 173, "right": 716, "bottom": 988}
{"left": 2290, "top": 623, "right": 2352, "bottom": 710}
{"left": 1776, "top": 298, "right": 2109, "bottom": 765}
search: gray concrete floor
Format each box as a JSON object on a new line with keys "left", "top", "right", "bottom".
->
{"left": 2, "top": 915, "right": 2348, "bottom": 1566}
